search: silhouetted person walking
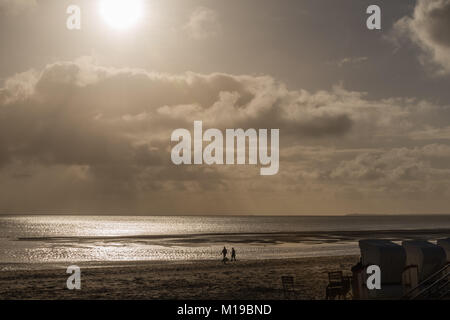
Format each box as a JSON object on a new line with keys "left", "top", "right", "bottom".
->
{"left": 231, "top": 248, "right": 236, "bottom": 261}
{"left": 221, "top": 246, "right": 228, "bottom": 264}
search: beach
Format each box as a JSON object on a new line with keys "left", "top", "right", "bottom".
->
{"left": 0, "top": 255, "right": 358, "bottom": 300}
{"left": 1, "top": 216, "right": 449, "bottom": 300}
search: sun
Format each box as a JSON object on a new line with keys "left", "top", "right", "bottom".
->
{"left": 100, "top": 0, "right": 144, "bottom": 30}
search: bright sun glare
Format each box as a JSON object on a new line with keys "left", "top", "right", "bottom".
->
{"left": 100, "top": 0, "right": 144, "bottom": 30}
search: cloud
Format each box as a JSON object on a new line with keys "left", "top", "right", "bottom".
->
{"left": 333, "top": 57, "right": 368, "bottom": 68}
{"left": 327, "top": 144, "right": 450, "bottom": 200}
{"left": 392, "top": 0, "right": 450, "bottom": 75}
{"left": 0, "top": 0, "right": 37, "bottom": 15}
{"left": 184, "top": 7, "right": 220, "bottom": 40}
{"left": 277, "top": 143, "right": 450, "bottom": 207}
{"left": 1, "top": 59, "right": 449, "bottom": 213}
{"left": 0, "top": 60, "right": 356, "bottom": 194}
{"left": 410, "top": 126, "right": 450, "bottom": 140}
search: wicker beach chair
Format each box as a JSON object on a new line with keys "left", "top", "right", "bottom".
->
{"left": 281, "top": 276, "right": 296, "bottom": 299}
{"left": 325, "top": 271, "right": 351, "bottom": 299}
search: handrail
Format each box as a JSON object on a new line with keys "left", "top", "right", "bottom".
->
{"left": 436, "top": 282, "right": 450, "bottom": 299}
{"left": 403, "top": 263, "right": 449, "bottom": 299}
{"left": 410, "top": 272, "right": 449, "bottom": 299}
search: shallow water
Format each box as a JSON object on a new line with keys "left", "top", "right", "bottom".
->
{"left": 0, "top": 215, "right": 449, "bottom": 267}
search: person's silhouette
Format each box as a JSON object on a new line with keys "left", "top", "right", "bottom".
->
{"left": 221, "top": 246, "right": 228, "bottom": 264}
{"left": 231, "top": 248, "right": 236, "bottom": 261}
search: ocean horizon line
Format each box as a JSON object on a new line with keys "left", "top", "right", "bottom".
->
{"left": 2, "top": 213, "right": 450, "bottom": 217}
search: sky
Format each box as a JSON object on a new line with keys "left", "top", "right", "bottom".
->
{"left": 0, "top": 0, "right": 450, "bottom": 215}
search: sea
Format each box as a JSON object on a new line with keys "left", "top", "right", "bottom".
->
{"left": 1, "top": 215, "right": 450, "bottom": 269}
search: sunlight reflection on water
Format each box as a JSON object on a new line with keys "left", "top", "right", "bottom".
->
{"left": 1, "top": 215, "right": 449, "bottom": 265}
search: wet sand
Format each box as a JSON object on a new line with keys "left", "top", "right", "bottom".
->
{"left": 0, "top": 255, "right": 358, "bottom": 300}
{"left": 16, "top": 228, "right": 450, "bottom": 245}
